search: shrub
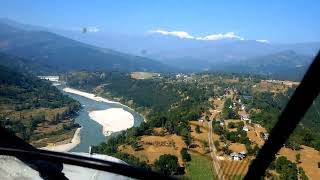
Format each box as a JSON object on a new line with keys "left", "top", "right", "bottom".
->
{"left": 180, "top": 148, "right": 191, "bottom": 162}
{"left": 154, "top": 154, "right": 179, "bottom": 175}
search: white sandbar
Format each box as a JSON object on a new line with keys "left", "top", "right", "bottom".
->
{"left": 63, "top": 87, "right": 133, "bottom": 109}
{"left": 89, "top": 108, "right": 134, "bottom": 136}
{"left": 41, "top": 127, "right": 81, "bottom": 152}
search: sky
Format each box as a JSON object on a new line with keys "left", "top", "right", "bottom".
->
{"left": 1, "top": 0, "right": 320, "bottom": 43}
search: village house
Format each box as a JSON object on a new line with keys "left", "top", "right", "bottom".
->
{"left": 241, "top": 115, "right": 251, "bottom": 123}
{"left": 230, "top": 151, "right": 247, "bottom": 161}
{"left": 198, "top": 119, "right": 204, "bottom": 126}
{"left": 230, "top": 152, "right": 240, "bottom": 161}
{"left": 262, "top": 132, "right": 269, "bottom": 140}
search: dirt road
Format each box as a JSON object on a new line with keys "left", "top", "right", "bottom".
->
{"left": 208, "top": 120, "right": 225, "bottom": 180}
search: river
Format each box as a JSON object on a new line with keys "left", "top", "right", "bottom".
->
{"left": 56, "top": 85, "right": 144, "bottom": 152}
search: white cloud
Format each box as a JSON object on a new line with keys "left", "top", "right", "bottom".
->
{"left": 256, "top": 39, "right": 270, "bottom": 43}
{"left": 197, "top": 32, "right": 244, "bottom": 41}
{"left": 86, "top": 27, "right": 100, "bottom": 33}
{"left": 149, "top": 29, "right": 244, "bottom": 41}
{"left": 149, "top": 29, "right": 194, "bottom": 39}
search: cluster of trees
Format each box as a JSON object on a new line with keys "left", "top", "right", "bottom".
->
{"left": 286, "top": 127, "right": 320, "bottom": 150}
{"left": 154, "top": 154, "right": 181, "bottom": 176}
{"left": 92, "top": 128, "right": 185, "bottom": 176}
{"left": 222, "top": 98, "right": 239, "bottom": 119}
{"left": 92, "top": 132, "right": 150, "bottom": 170}
{"left": 267, "top": 156, "right": 308, "bottom": 180}
{"left": 249, "top": 90, "right": 320, "bottom": 150}
{"left": 213, "top": 121, "right": 250, "bottom": 145}
{"left": 0, "top": 66, "right": 79, "bottom": 111}
{"left": 227, "top": 121, "right": 244, "bottom": 129}
{"left": 249, "top": 92, "right": 285, "bottom": 130}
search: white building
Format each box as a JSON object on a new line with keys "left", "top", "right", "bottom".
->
{"left": 262, "top": 132, "right": 269, "bottom": 140}
{"left": 198, "top": 119, "right": 204, "bottom": 126}
{"left": 38, "top": 76, "right": 59, "bottom": 82}
{"left": 230, "top": 151, "right": 247, "bottom": 161}
{"left": 230, "top": 152, "right": 240, "bottom": 161}
{"left": 241, "top": 115, "right": 250, "bottom": 121}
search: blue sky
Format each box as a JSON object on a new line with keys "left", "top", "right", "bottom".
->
{"left": 1, "top": 0, "right": 319, "bottom": 43}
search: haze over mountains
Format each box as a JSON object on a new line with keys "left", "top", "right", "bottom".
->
{"left": 58, "top": 29, "right": 318, "bottom": 79}
{"left": 0, "top": 19, "right": 170, "bottom": 73}
{"left": 0, "top": 18, "right": 319, "bottom": 80}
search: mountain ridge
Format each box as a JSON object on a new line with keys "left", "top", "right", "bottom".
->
{"left": 0, "top": 22, "right": 172, "bottom": 73}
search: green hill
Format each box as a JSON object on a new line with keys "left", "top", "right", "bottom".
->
{"left": 0, "top": 63, "right": 80, "bottom": 146}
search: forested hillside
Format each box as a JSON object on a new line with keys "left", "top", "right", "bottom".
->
{"left": 0, "top": 64, "right": 80, "bottom": 146}
{"left": 0, "top": 52, "right": 57, "bottom": 75}
{"left": 248, "top": 90, "right": 320, "bottom": 150}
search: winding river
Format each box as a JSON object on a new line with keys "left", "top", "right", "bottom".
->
{"left": 56, "top": 85, "right": 144, "bottom": 152}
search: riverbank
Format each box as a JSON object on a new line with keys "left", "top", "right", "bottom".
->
{"left": 63, "top": 87, "right": 134, "bottom": 110}
{"left": 41, "top": 127, "right": 81, "bottom": 152}
{"left": 89, "top": 108, "right": 134, "bottom": 136}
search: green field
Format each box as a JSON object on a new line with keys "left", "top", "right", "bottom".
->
{"left": 187, "top": 154, "right": 215, "bottom": 180}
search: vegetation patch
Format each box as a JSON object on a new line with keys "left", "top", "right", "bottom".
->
{"left": 186, "top": 153, "right": 215, "bottom": 180}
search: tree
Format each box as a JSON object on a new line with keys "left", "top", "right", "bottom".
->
{"left": 214, "top": 140, "right": 220, "bottom": 149}
{"left": 226, "top": 131, "right": 239, "bottom": 142}
{"left": 228, "top": 122, "right": 236, "bottom": 129}
{"left": 56, "top": 113, "right": 61, "bottom": 121}
{"left": 298, "top": 167, "right": 308, "bottom": 180}
{"left": 180, "top": 127, "right": 191, "bottom": 146}
{"left": 195, "top": 125, "right": 201, "bottom": 133}
{"left": 222, "top": 98, "right": 233, "bottom": 119}
{"left": 131, "top": 139, "right": 140, "bottom": 150}
{"left": 295, "top": 153, "right": 301, "bottom": 164}
{"left": 213, "top": 125, "right": 225, "bottom": 135}
{"left": 154, "top": 154, "right": 179, "bottom": 175}
{"left": 180, "top": 148, "right": 191, "bottom": 162}
{"left": 62, "top": 124, "right": 71, "bottom": 130}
